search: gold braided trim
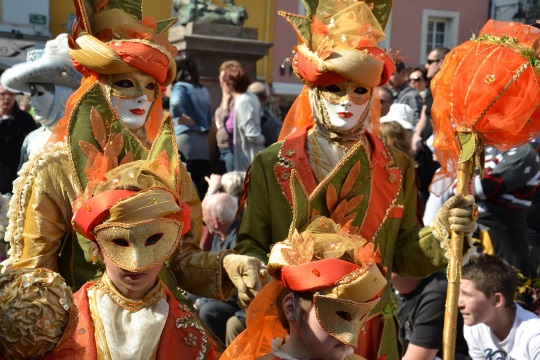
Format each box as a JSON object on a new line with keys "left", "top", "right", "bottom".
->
{"left": 274, "top": 140, "right": 295, "bottom": 207}
{"left": 95, "top": 274, "right": 166, "bottom": 312}
{"left": 4, "top": 144, "right": 71, "bottom": 266}
{"left": 366, "top": 146, "right": 404, "bottom": 243}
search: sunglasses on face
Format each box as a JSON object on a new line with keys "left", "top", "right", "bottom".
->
{"left": 409, "top": 77, "right": 423, "bottom": 83}
{"left": 426, "top": 58, "right": 441, "bottom": 65}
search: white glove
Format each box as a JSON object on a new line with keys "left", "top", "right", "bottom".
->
{"left": 222, "top": 253, "right": 270, "bottom": 307}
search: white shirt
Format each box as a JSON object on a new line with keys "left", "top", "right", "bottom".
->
{"left": 464, "top": 304, "right": 540, "bottom": 359}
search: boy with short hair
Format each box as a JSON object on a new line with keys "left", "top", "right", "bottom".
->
{"left": 459, "top": 254, "right": 540, "bottom": 359}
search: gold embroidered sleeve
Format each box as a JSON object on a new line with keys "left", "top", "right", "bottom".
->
{"left": 5, "top": 147, "right": 79, "bottom": 271}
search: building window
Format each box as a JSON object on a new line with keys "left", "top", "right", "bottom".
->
{"left": 427, "top": 18, "right": 448, "bottom": 54}
{"left": 420, "top": 10, "right": 459, "bottom": 63}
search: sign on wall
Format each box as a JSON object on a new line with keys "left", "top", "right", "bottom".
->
{"left": 29, "top": 14, "right": 47, "bottom": 25}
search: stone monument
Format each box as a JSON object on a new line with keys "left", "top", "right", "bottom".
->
{"left": 169, "top": 0, "right": 273, "bottom": 110}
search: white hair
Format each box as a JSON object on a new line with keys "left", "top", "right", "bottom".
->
{"left": 206, "top": 193, "right": 238, "bottom": 225}
{"left": 221, "top": 171, "right": 246, "bottom": 199}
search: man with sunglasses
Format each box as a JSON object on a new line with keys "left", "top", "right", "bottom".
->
{"left": 425, "top": 48, "right": 448, "bottom": 80}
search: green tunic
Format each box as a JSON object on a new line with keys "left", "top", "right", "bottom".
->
{"left": 235, "top": 127, "right": 448, "bottom": 360}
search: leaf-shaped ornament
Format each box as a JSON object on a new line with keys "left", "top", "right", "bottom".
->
{"left": 341, "top": 161, "right": 361, "bottom": 198}
{"left": 90, "top": 107, "right": 107, "bottom": 150}
{"left": 301, "top": 0, "right": 319, "bottom": 19}
{"left": 331, "top": 199, "right": 348, "bottom": 224}
{"left": 146, "top": 115, "right": 180, "bottom": 193}
{"left": 316, "top": 36, "right": 334, "bottom": 60}
{"left": 288, "top": 170, "right": 311, "bottom": 239}
{"left": 326, "top": 183, "right": 338, "bottom": 213}
{"left": 279, "top": 11, "right": 312, "bottom": 45}
{"left": 68, "top": 83, "right": 149, "bottom": 191}
{"left": 119, "top": 149, "right": 134, "bottom": 166}
{"left": 458, "top": 132, "right": 476, "bottom": 164}
{"left": 364, "top": 0, "right": 393, "bottom": 30}
{"left": 282, "top": 230, "right": 314, "bottom": 265}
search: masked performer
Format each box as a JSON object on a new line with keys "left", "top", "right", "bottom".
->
{"left": 2, "top": 0, "right": 262, "bottom": 306}
{"left": 61, "top": 118, "right": 218, "bottom": 359}
{"left": 224, "top": 214, "right": 387, "bottom": 360}
{"left": 234, "top": 1, "right": 476, "bottom": 359}
{"left": 0, "top": 123, "right": 219, "bottom": 359}
{"left": 1, "top": 33, "right": 82, "bottom": 168}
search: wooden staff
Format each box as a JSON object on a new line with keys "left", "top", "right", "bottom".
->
{"left": 442, "top": 159, "right": 473, "bottom": 360}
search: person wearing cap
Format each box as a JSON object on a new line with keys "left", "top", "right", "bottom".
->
{"left": 3, "top": 0, "right": 266, "bottom": 308}
{"left": 234, "top": 1, "right": 477, "bottom": 359}
{"left": 223, "top": 217, "right": 387, "bottom": 360}
{"left": 0, "top": 33, "right": 82, "bottom": 169}
{"left": 379, "top": 103, "right": 414, "bottom": 157}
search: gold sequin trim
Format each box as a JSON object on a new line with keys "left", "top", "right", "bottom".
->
{"left": 4, "top": 146, "right": 75, "bottom": 265}
{"left": 94, "top": 278, "right": 165, "bottom": 312}
{"left": 184, "top": 333, "right": 198, "bottom": 347}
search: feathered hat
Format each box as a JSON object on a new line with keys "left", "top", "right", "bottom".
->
{"left": 277, "top": 0, "right": 395, "bottom": 139}
{"left": 280, "top": 0, "right": 394, "bottom": 88}
{"left": 221, "top": 169, "right": 387, "bottom": 359}
{"left": 70, "top": 109, "right": 191, "bottom": 272}
{"left": 48, "top": 0, "right": 178, "bottom": 143}
{"left": 69, "top": 0, "right": 178, "bottom": 86}
{"left": 267, "top": 216, "right": 387, "bottom": 347}
{"left": 0, "top": 33, "right": 82, "bottom": 94}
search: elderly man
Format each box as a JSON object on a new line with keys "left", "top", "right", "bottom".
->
{"left": 196, "top": 192, "right": 244, "bottom": 344}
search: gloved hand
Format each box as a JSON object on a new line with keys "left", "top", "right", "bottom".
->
{"left": 432, "top": 194, "right": 478, "bottom": 262}
{"left": 222, "top": 253, "right": 271, "bottom": 307}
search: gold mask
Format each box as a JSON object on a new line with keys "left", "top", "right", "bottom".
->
{"left": 94, "top": 218, "right": 183, "bottom": 272}
{"left": 314, "top": 293, "right": 380, "bottom": 347}
{"left": 107, "top": 71, "right": 158, "bottom": 101}
{"left": 313, "top": 263, "right": 386, "bottom": 347}
{"left": 319, "top": 81, "right": 372, "bottom": 106}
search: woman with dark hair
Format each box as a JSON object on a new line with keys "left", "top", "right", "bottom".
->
{"left": 170, "top": 51, "right": 213, "bottom": 196}
{"left": 408, "top": 67, "right": 429, "bottom": 103}
{"left": 219, "top": 61, "right": 265, "bottom": 172}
